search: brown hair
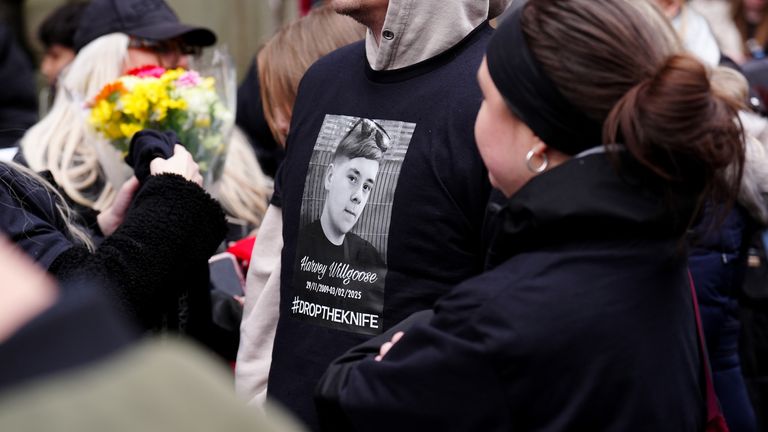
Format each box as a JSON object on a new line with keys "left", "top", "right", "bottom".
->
{"left": 521, "top": 0, "right": 744, "bottom": 214}
{"left": 258, "top": 5, "right": 365, "bottom": 145}
{"left": 732, "top": 0, "right": 768, "bottom": 58}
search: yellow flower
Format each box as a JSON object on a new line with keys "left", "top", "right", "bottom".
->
{"left": 89, "top": 99, "right": 115, "bottom": 127}
{"left": 168, "top": 98, "right": 187, "bottom": 110}
{"left": 119, "top": 122, "right": 144, "bottom": 139}
{"left": 194, "top": 115, "right": 211, "bottom": 128}
{"left": 104, "top": 121, "right": 125, "bottom": 140}
{"left": 161, "top": 68, "right": 185, "bottom": 83}
{"left": 122, "top": 91, "right": 150, "bottom": 122}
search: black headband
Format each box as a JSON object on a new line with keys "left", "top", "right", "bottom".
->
{"left": 486, "top": 1, "right": 602, "bottom": 155}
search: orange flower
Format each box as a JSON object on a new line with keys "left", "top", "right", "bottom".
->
{"left": 93, "top": 81, "right": 127, "bottom": 104}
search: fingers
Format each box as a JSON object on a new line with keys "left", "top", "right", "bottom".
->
{"left": 173, "top": 144, "right": 188, "bottom": 158}
{"left": 391, "top": 331, "right": 404, "bottom": 344}
{"left": 375, "top": 331, "right": 405, "bottom": 362}
{"left": 113, "top": 176, "right": 139, "bottom": 212}
{"left": 118, "top": 176, "right": 139, "bottom": 197}
{"left": 149, "top": 144, "right": 202, "bottom": 185}
{"left": 172, "top": 145, "right": 202, "bottom": 183}
{"left": 97, "top": 176, "right": 142, "bottom": 236}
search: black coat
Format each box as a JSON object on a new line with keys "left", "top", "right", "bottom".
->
{"left": 316, "top": 153, "right": 706, "bottom": 431}
{"left": 0, "top": 164, "right": 227, "bottom": 334}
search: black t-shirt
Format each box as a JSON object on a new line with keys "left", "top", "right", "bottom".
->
{"left": 268, "top": 23, "right": 495, "bottom": 427}
{"left": 293, "top": 220, "right": 386, "bottom": 335}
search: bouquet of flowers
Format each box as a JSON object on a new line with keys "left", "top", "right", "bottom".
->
{"left": 87, "top": 64, "right": 234, "bottom": 184}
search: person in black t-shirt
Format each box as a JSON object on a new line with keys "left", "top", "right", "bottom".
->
{"left": 292, "top": 118, "right": 389, "bottom": 335}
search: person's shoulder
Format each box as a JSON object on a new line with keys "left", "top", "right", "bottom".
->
{"left": 302, "top": 40, "right": 366, "bottom": 82}
{"left": 0, "top": 164, "right": 50, "bottom": 206}
{"left": 0, "top": 162, "right": 15, "bottom": 182}
{"left": 344, "top": 231, "right": 384, "bottom": 263}
{"left": 344, "top": 231, "right": 375, "bottom": 249}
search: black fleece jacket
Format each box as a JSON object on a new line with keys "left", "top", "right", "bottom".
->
{"left": 52, "top": 174, "right": 227, "bottom": 335}
{"left": 0, "top": 165, "right": 226, "bottom": 333}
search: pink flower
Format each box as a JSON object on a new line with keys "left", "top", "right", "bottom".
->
{"left": 126, "top": 65, "right": 166, "bottom": 78}
{"left": 176, "top": 70, "right": 202, "bottom": 87}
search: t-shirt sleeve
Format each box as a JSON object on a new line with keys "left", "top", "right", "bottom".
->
{"left": 269, "top": 162, "right": 284, "bottom": 208}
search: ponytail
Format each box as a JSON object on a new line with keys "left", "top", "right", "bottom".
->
{"left": 603, "top": 54, "right": 745, "bottom": 206}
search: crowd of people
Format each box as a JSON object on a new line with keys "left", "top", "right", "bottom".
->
{"left": 2, "top": 0, "right": 768, "bottom": 431}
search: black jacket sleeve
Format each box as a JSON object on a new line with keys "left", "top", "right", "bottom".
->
{"left": 314, "top": 281, "right": 511, "bottom": 432}
{"left": 315, "top": 310, "right": 434, "bottom": 431}
{"left": 49, "top": 174, "right": 227, "bottom": 331}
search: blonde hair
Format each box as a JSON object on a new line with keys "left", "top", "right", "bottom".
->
{"left": 20, "top": 32, "right": 270, "bottom": 232}
{"left": 211, "top": 127, "right": 273, "bottom": 232}
{"left": 258, "top": 5, "right": 365, "bottom": 145}
{"left": 710, "top": 66, "right": 750, "bottom": 104}
{"left": 1, "top": 161, "right": 95, "bottom": 251}
{"left": 21, "top": 33, "right": 129, "bottom": 211}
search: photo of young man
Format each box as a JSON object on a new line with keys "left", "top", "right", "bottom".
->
{"left": 317, "top": 118, "right": 389, "bottom": 248}
{"left": 292, "top": 117, "right": 398, "bottom": 335}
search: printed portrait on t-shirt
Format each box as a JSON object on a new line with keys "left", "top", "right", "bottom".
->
{"left": 291, "top": 115, "right": 414, "bottom": 335}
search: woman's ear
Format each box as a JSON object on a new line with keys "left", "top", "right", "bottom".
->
{"left": 534, "top": 138, "right": 571, "bottom": 171}
{"left": 530, "top": 138, "right": 549, "bottom": 158}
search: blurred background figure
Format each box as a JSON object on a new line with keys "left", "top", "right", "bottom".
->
{"left": 20, "top": 0, "right": 271, "bottom": 236}
{"left": 36, "top": 1, "right": 87, "bottom": 110}
{"left": 13, "top": 0, "right": 272, "bottom": 363}
{"left": 19, "top": 0, "right": 216, "bottom": 210}
{"left": 657, "top": 0, "right": 721, "bottom": 65}
{"left": 257, "top": 4, "right": 364, "bottom": 147}
{"left": 235, "top": 59, "right": 282, "bottom": 178}
{"left": 691, "top": 0, "right": 768, "bottom": 64}
{"left": 236, "top": 4, "right": 363, "bottom": 179}
{"left": 0, "top": 23, "right": 37, "bottom": 157}
{"left": 654, "top": 2, "right": 768, "bottom": 430}
{"left": 686, "top": 67, "right": 766, "bottom": 432}
{"left": 733, "top": 0, "right": 768, "bottom": 60}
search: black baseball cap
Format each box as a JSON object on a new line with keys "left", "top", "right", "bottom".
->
{"left": 73, "top": 0, "right": 216, "bottom": 52}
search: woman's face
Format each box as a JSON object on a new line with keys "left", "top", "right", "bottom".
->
{"left": 124, "top": 37, "right": 191, "bottom": 71}
{"left": 745, "top": 0, "right": 768, "bottom": 13}
{"left": 475, "top": 58, "right": 541, "bottom": 197}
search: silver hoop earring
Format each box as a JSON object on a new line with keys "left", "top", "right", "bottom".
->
{"left": 525, "top": 149, "right": 549, "bottom": 173}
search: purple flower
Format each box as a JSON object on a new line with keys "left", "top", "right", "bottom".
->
{"left": 176, "top": 70, "right": 202, "bottom": 88}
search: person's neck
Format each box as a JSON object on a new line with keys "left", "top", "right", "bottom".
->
{"left": 320, "top": 214, "right": 345, "bottom": 246}
{"left": 371, "top": 21, "right": 384, "bottom": 45}
{"left": 359, "top": 6, "right": 387, "bottom": 45}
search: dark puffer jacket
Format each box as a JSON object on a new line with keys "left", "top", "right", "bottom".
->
{"left": 689, "top": 206, "right": 758, "bottom": 432}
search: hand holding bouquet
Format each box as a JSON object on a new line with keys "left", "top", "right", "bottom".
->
{"left": 88, "top": 65, "right": 233, "bottom": 184}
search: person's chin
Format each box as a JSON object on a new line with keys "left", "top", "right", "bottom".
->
{"left": 336, "top": 219, "right": 356, "bottom": 235}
